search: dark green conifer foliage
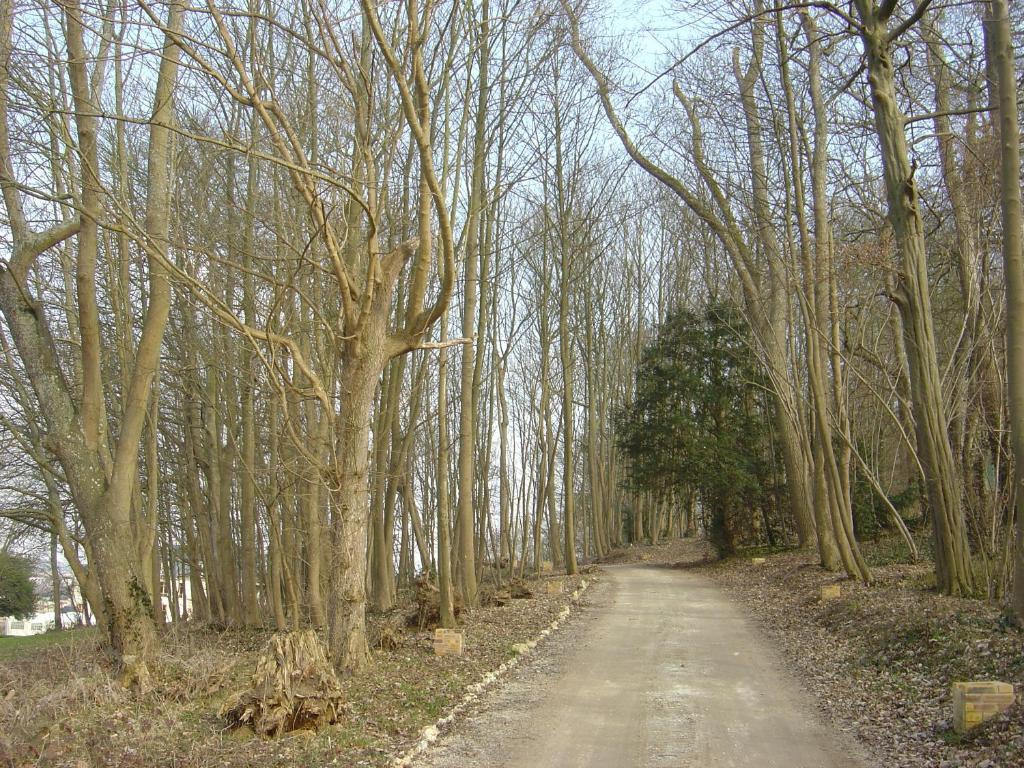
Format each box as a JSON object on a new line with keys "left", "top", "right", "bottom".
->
{"left": 616, "top": 304, "right": 775, "bottom": 554}
{"left": 0, "top": 552, "right": 37, "bottom": 619}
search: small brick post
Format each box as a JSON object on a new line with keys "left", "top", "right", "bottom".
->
{"left": 820, "top": 584, "right": 841, "bottom": 601}
{"left": 952, "top": 681, "right": 1015, "bottom": 733}
{"left": 433, "top": 628, "right": 464, "bottom": 657}
{"left": 545, "top": 579, "right": 564, "bottom": 595}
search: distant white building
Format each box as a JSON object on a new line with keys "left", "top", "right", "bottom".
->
{"left": 1, "top": 577, "right": 198, "bottom": 636}
{"left": 0, "top": 604, "right": 57, "bottom": 636}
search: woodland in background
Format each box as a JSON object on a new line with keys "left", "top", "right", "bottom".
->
{"left": 615, "top": 304, "right": 775, "bottom": 555}
{"left": 0, "top": 0, "right": 1023, "bottom": 685}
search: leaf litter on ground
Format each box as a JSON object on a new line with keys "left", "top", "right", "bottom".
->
{"left": 606, "top": 536, "right": 1024, "bottom": 768}
{"left": 0, "top": 571, "right": 590, "bottom": 768}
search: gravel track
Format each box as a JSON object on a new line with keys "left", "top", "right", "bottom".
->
{"left": 416, "top": 560, "right": 871, "bottom": 768}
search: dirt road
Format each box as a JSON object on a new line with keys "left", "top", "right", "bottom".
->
{"left": 416, "top": 562, "right": 871, "bottom": 768}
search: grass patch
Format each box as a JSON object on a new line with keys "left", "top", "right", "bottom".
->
{"left": 939, "top": 728, "right": 966, "bottom": 747}
{"left": 397, "top": 681, "right": 447, "bottom": 720}
{"left": 861, "top": 532, "right": 927, "bottom": 567}
{"left": 323, "top": 722, "right": 378, "bottom": 750}
{"left": 734, "top": 543, "right": 799, "bottom": 558}
{"left": 0, "top": 627, "right": 99, "bottom": 660}
{"left": 0, "top": 573, "right": 590, "bottom": 767}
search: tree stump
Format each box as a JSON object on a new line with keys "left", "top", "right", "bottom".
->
{"left": 510, "top": 579, "right": 534, "bottom": 599}
{"left": 374, "top": 623, "right": 404, "bottom": 651}
{"left": 410, "top": 576, "right": 461, "bottom": 629}
{"left": 220, "top": 630, "right": 344, "bottom": 738}
{"left": 480, "top": 586, "right": 511, "bottom": 607}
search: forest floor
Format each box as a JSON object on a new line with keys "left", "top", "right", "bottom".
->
{"left": 614, "top": 535, "right": 1024, "bottom": 768}
{"left": 0, "top": 571, "right": 587, "bottom": 768}
{"left": 3, "top": 538, "right": 1021, "bottom": 768}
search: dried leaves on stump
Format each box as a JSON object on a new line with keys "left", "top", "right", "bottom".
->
{"left": 509, "top": 580, "right": 534, "bottom": 599}
{"left": 410, "top": 576, "right": 462, "bottom": 629}
{"left": 220, "top": 630, "right": 343, "bottom": 738}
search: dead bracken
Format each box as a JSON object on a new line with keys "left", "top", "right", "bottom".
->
{"left": 0, "top": 574, "right": 587, "bottom": 767}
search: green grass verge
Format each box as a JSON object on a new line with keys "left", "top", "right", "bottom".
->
{"left": 734, "top": 543, "right": 800, "bottom": 558}
{"left": 0, "top": 627, "right": 99, "bottom": 660}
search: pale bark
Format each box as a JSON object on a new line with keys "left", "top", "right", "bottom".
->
{"left": 552, "top": 75, "right": 578, "bottom": 575}
{"left": 436, "top": 316, "right": 457, "bottom": 628}
{"left": 0, "top": 0, "right": 184, "bottom": 683}
{"left": 987, "top": 0, "right": 1024, "bottom": 617}
{"left": 453, "top": 0, "right": 490, "bottom": 606}
{"left": 853, "top": 0, "right": 974, "bottom": 595}
{"left": 780, "top": 10, "right": 868, "bottom": 580}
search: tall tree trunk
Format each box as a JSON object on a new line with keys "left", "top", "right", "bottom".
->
{"left": 854, "top": 1, "right": 974, "bottom": 595}
{"left": 924, "top": 13, "right": 1000, "bottom": 553}
{"left": 436, "top": 317, "right": 457, "bottom": 628}
{"left": 0, "top": 0, "right": 184, "bottom": 685}
{"left": 455, "top": 0, "right": 490, "bottom": 606}
{"left": 50, "top": 532, "right": 62, "bottom": 630}
{"left": 988, "top": 0, "right": 1024, "bottom": 618}
{"left": 238, "top": 121, "right": 262, "bottom": 627}
{"left": 328, "top": 338, "right": 386, "bottom": 672}
{"left": 552, "top": 85, "right": 578, "bottom": 575}
{"left": 265, "top": 405, "right": 288, "bottom": 631}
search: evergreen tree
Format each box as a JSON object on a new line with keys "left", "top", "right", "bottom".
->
{"left": 0, "top": 552, "right": 37, "bottom": 619}
{"left": 616, "top": 303, "right": 774, "bottom": 554}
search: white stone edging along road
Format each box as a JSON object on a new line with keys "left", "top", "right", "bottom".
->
{"left": 390, "top": 578, "right": 591, "bottom": 767}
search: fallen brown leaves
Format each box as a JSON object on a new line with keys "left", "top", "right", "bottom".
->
{"left": 706, "top": 545, "right": 1024, "bottom": 768}
{"left": 596, "top": 537, "right": 715, "bottom": 566}
{"left": 0, "top": 572, "right": 588, "bottom": 768}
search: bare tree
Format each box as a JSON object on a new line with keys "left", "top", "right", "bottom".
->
{"left": 986, "top": 0, "right": 1024, "bottom": 617}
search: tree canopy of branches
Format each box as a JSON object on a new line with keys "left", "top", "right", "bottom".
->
{"left": 1, "top": 0, "right": 1024, "bottom": 688}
